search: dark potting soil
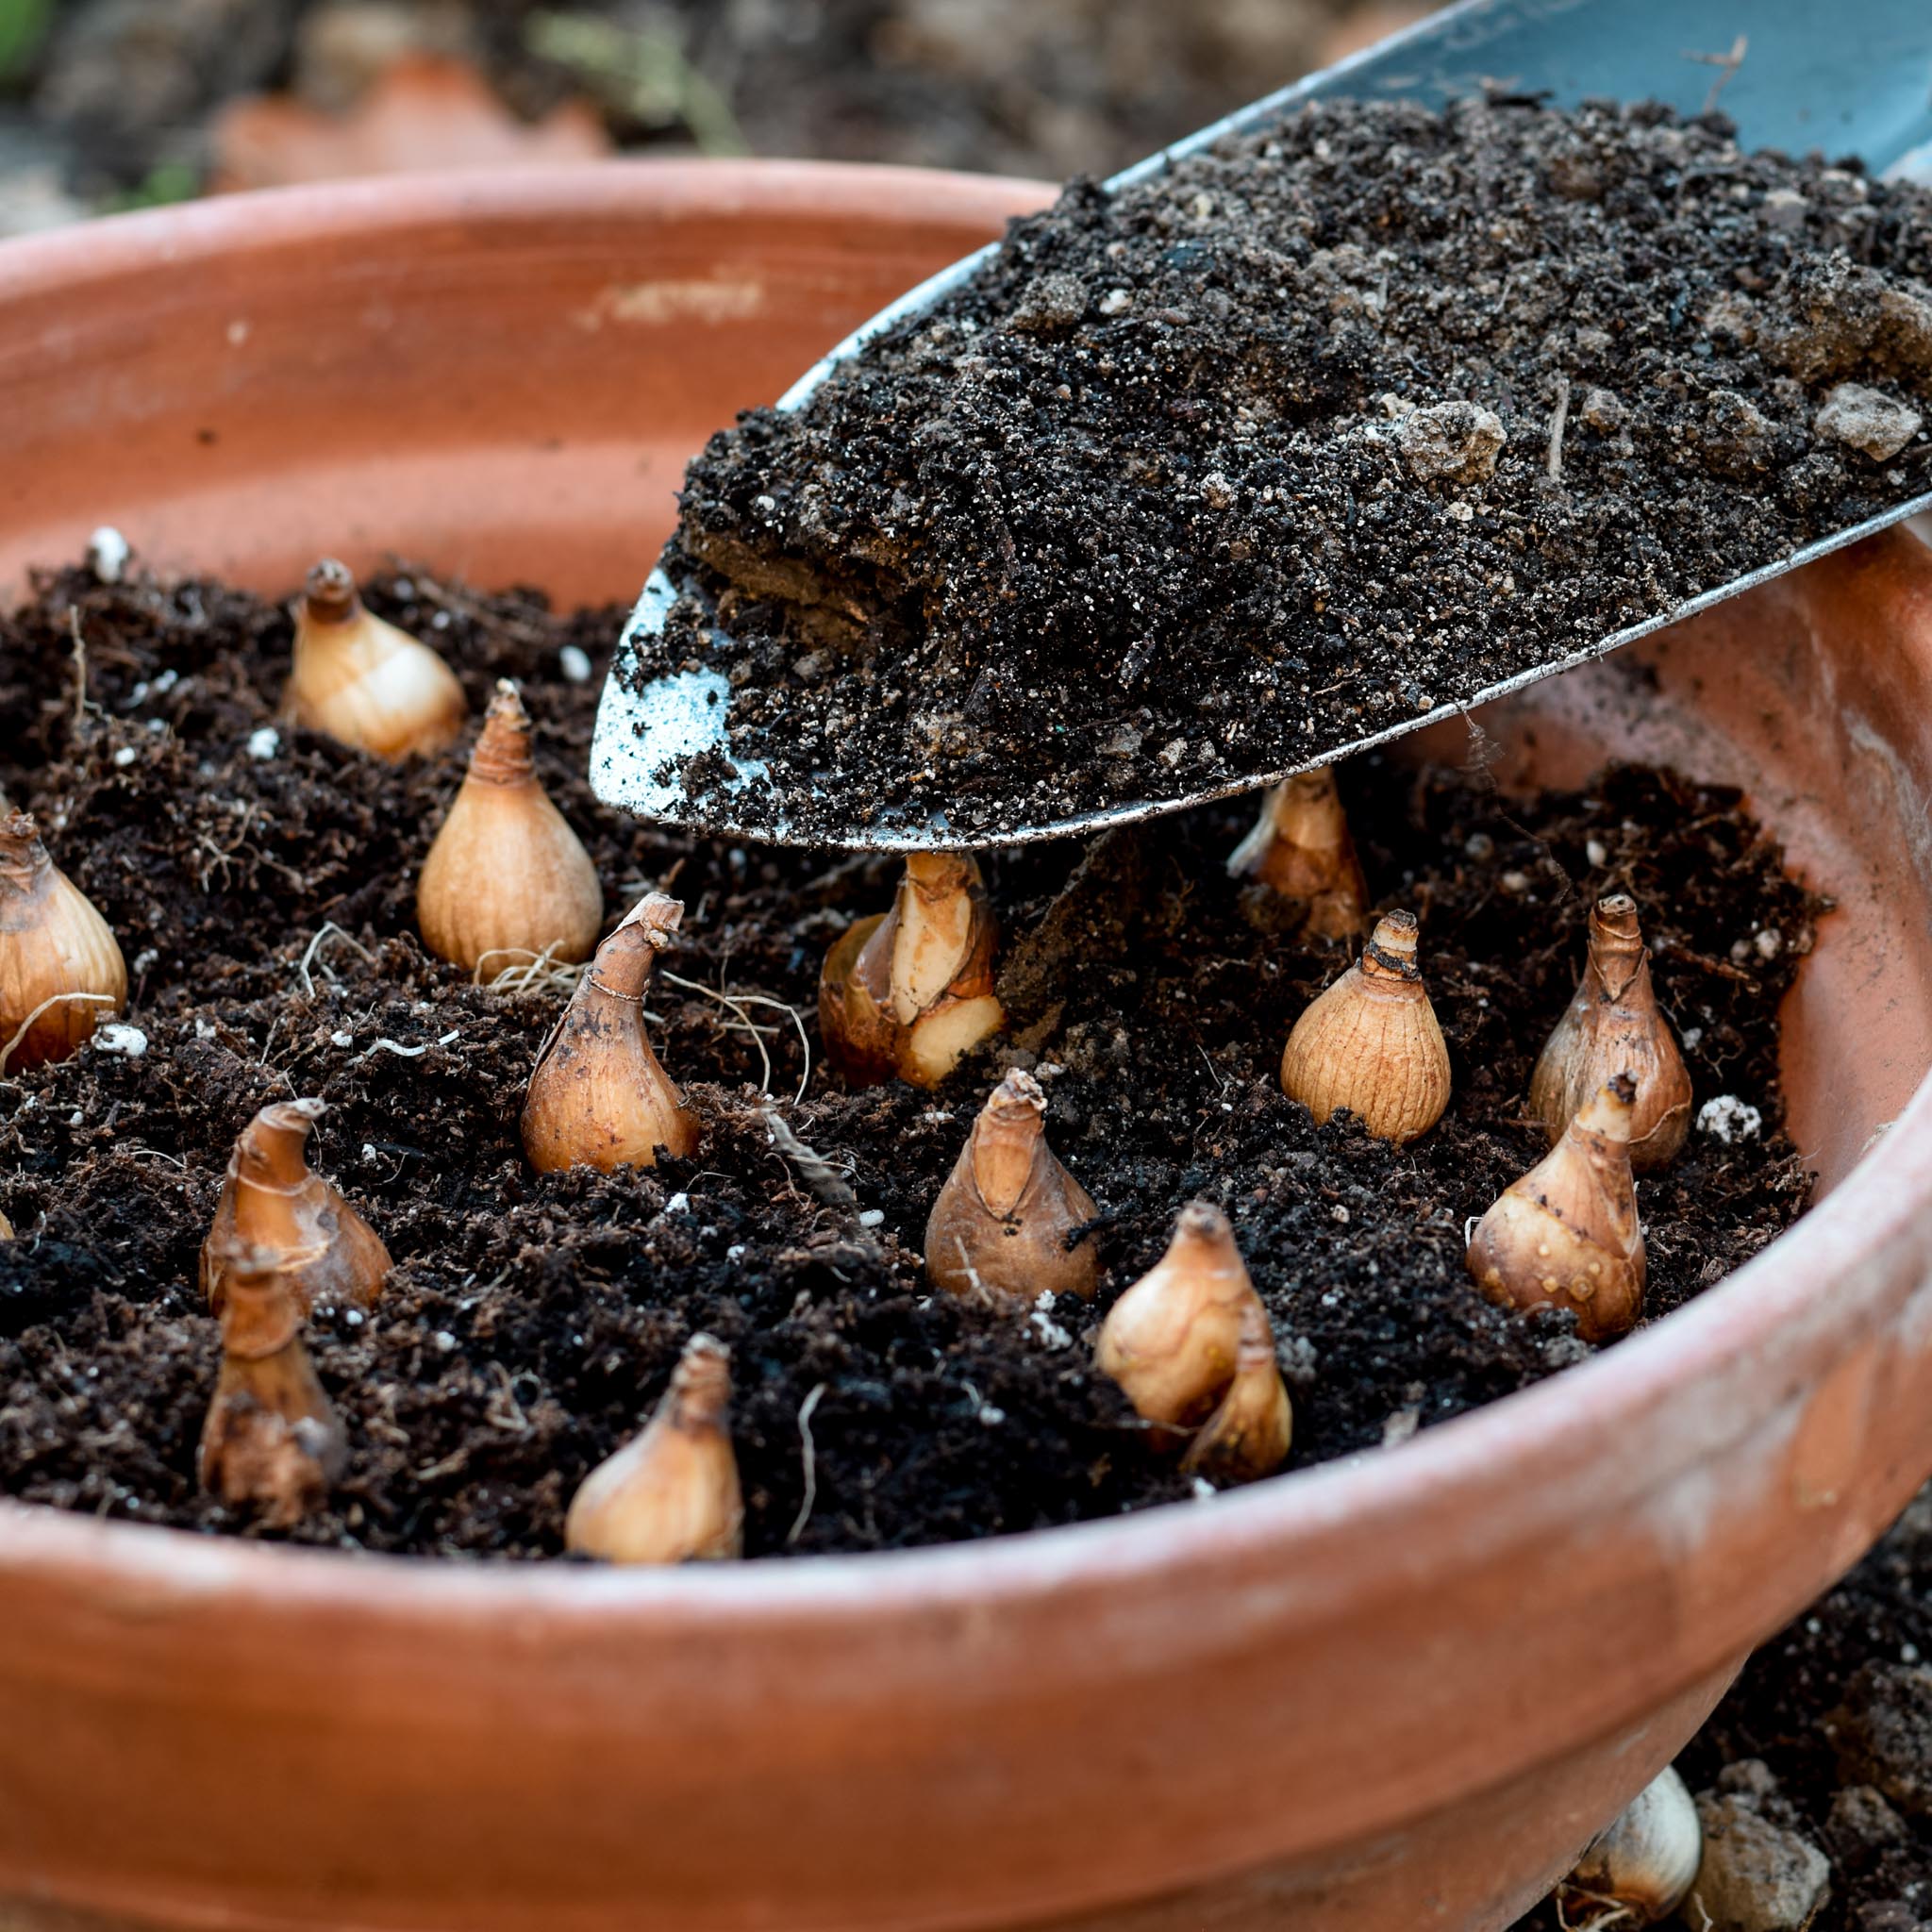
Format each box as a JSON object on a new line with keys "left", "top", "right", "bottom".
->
{"left": 641, "top": 93, "right": 1932, "bottom": 844}
{"left": 0, "top": 560, "right": 1816, "bottom": 1560}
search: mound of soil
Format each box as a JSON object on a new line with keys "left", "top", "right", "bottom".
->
{"left": 644, "top": 93, "right": 1932, "bottom": 842}
{"left": 0, "top": 560, "right": 1814, "bottom": 1558}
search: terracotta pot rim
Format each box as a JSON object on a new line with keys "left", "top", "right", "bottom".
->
{"left": 1, "top": 158, "right": 1926, "bottom": 1625}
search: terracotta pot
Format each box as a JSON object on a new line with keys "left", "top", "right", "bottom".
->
{"left": 2, "top": 162, "right": 1931, "bottom": 1932}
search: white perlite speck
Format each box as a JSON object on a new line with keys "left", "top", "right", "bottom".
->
{"left": 87, "top": 526, "right": 129, "bottom": 584}
{"left": 246, "top": 725, "right": 281, "bottom": 761}
{"left": 1698, "top": 1095, "right": 1763, "bottom": 1145}
{"left": 92, "top": 1024, "right": 147, "bottom": 1058}
{"left": 558, "top": 644, "right": 592, "bottom": 684}
{"left": 1814, "top": 381, "right": 1923, "bottom": 461}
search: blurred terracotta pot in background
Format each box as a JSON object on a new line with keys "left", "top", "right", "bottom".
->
{"left": 0, "top": 162, "right": 1931, "bottom": 1932}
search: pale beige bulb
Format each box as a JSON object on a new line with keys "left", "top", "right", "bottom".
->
{"left": 201, "top": 1098, "right": 391, "bottom": 1316}
{"left": 1530, "top": 892, "right": 1691, "bottom": 1172}
{"left": 1280, "top": 909, "right": 1450, "bottom": 1143}
{"left": 199, "top": 1242, "right": 346, "bottom": 1529}
{"left": 521, "top": 892, "right": 700, "bottom": 1173}
{"left": 1226, "top": 766, "right": 1368, "bottom": 940}
{"left": 1467, "top": 1074, "right": 1646, "bottom": 1343}
{"left": 285, "top": 558, "right": 465, "bottom": 760}
{"left": 418, "top": 679, "right": 604, "bottom": 975}
{"left": 1563, "top": 1767, "right": 1701, "bottom": 1924}
{"left": 0, "top": 810, "right": 126, "bottom": 1072}
{"left": 566, "top": 1333, "right": 743, "bottom": 1564}
{"left": 1179, "top": 1297, "right": 1293, "bottom": 1485}
{"left": 925, "top": 1070, "right": 1098, "bottom": 1306}
{"left": 820, "top": 852, "right": 1004, "bottom": 1088}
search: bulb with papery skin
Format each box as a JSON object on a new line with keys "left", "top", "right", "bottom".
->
{"left": 285, "top": 558, "right": 465, "bottom": 760}
{"left": 0, "top": 810, "right": 126, "bottom": 1072}
{"left": 1226, "top": 766, "right": 1368, "bottom": 940}
{"left": 925, "top": 1070, "right": 1098, "bottom": 1306}
{"left": 201, "top": 1098, "right": 390, "bottom": 1316}
{"left": 1530, "top": 892, "right": 1691, "bottom": 1172}
{"left": 820, "top": 853, "right": 1003, "bottom": 1088}
{"left": 1179, "top": 1297, "right": 1293, "bottom": 1485}
{"left": 418, "top": 679, "right": 603, "bottom": 975}
{"left": 566, "top": 1333, "right": 743, "bottom": 1564}
{"left": 1280, "top": 909, "right": 1450, "bottom": 1143}
{"left": 1467, "top": 1074, "right": 1647, "bottom": 1343}
{"left": 521, "top": 892, "right": 700, "bottom": 1173}
{"left": 1562, "top": 1767, "right": 1701, "bottom": 1924}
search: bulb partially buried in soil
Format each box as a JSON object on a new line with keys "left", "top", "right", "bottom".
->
{"left": 201, "top": 1098, "right": 390, "bottom": 1316}
{"left": 418, "top": 679, "right": 604, "bottom": 976}
{"left": 199, "top": 1241, "right": 346, "bottom": 1529}
{"left": 1530, "top": 892, "right": 1691, "bottom": 1171}
{"left": 1226, "top": 766, "right": 1368, "bottom": 940}
{"left": 1097, "top": 1202, "right": 1292, "bottom": 1482}
{"left": 286, "top": 558, "right": 466, "bottom": 760}
{"left": 1467, "top": 1074, "right": 1647, "bottom": 1343}
{"left": 566, "top": 1333, "right": 743, "bottom": 1564}
{"left": 820, "top": 852, "right": 1003, "bottom": 1088}
{"left": 0, "top": 809, "right": 126, "bottom": 1072}
{"left": 1280, "top": 909, "right": 1450, "bottom": 1143}
{"left": 521, "top": 891, "right": 700, "bottom": 1173}
{"left": 1560, "top": 1765, "right": 1701, "bottom": 1924}
{"left": 924, "top": 1069, "right": 1098, "bottom": 1306}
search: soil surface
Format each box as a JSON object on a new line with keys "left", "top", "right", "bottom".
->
{"left": 644, "top": 94, "right": 1932, "bottom": 843}
{"left": 0, "top": 559, "right": 1814, "bottom": 1559}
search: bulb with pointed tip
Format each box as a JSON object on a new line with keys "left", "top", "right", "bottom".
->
{"left": 199, "top": 1241, "right": 346, "bottom": 1528}
{"left": 925, "top": 1070, "right": 1098, "bottom": 1306}
{"left": 1562, "top": 1767, "right": 1701, "bottom": 1924}
{"left": 1226, "top": 767, "right": 1368, "bottom": 940}
{"left": 1467, "top": 1074, "right": 1647, "bottom": 1343}
{"left": 820, "top": 853, "right": 1004, "bottom": 1088}
{"left": 1097, "top": 1202, "right": 1291, "bottom": 1483}
{"left": 417, "top": 679, "right": 604, "bottom": 975}
{"left": 566, "top": 1333, "right": 743, "bottom": 1564}
{"left": 202, "top": 1098, "right": 391, "bottom": 1316}
{"left": 285, "top": 558, "right": 465, "bottom": 760}
{"left": 0, "top": 810, "right": 127, "bottom": 1072}
{"left": 1530, "top": 892, "right": 1691, "bottom": 1172}
{"left": 1280, "top": 909, "right": 1450, "bottom": 1143}
{"left": 521, "top": 892, "right": 700, "bottom": 1173}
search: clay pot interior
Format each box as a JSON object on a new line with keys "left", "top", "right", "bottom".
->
{"left": 1, "top": 162, "right": 1931, "bottom": 1932}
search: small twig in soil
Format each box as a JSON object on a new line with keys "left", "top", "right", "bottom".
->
{"left": 66, "top": 607, "right": 92, "bottom": 741}
{"left": 759, "top": 1108, "right": 858, "bottom": 1212}
{"left": 0, "top": 993, "right": 114, "bottom": 1076}
{"left": 358, "top": 1031, "right": 460, "bottom": 1062}
{"left": 294, "top": 923, "right": 375, "bottom": 1000}
{"left": 1546, "top": 375, "right": 1572, "bottom": 481}
{"left": 1682, "top": 33, "right": 1748, "bottom": 114}
{"left": 786, "top": 1382, "right": 828, "bottom": 1546}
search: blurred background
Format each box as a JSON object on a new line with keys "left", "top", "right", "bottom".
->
{"left": 0, "top": 0, "right": 1435, "bottom": 231}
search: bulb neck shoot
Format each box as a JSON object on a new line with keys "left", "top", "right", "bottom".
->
{"left": 668, "top": 1335, "right": 731, "bottom": 1427}
{"left": 0, "top": 812, "right": 51, "bottom": 897}
{"left": 302, "top": 559, "right": 361, "bottom": 626}
{"left": 1360, "top": 910, "right": 1422, "bottom": 985}
{"left": 588, "top": 894, "right": 681, "bottom": 1002}
{"left": 1587, "top": 893, "right": 1648, "bottom": 1001}
{"left": 468, "top": 682, "right": 538, "bottom": 788}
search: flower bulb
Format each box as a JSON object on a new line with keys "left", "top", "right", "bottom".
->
{"left": 199, "top": 1241, "right": 346, "bottom": 1528}
{"left": 0, "top": 810, "right": 126, "bottom": 1072}
{"left": 417, "top": 679, "right": 604, "bottom": 975}
{"left": 566, "top": 1333, "right": 743, "bottom": 1564}
{"left": 521, "top": 891, "right": 700, "bottom": 1173}
{"left": 925, "top": 1069, "right": 1098, "bottom": 1306}
{"left": 820, "top": 852, "right": 1003, "bottom": 1088}
{"left": 1562, "top": 1767, "right": 1701, "bottom": 1924}
{"left": 1530, "top": 892, "right": 1691, "bottom": 1171}
{"left": 1226, "top": 766, "right": 1368, "bottom": 940}
{"left": 1280, "top": 909, "right": 1450, "bottom": 1143}
{"left": 201, "top": 1098, "right": 390, "bottom": 1316}
{"left": 1467, "top": 1074, "right": 1646, "bottom": 1343}
{"left": 285, "top": 558, "right": 465, "bottom": 760}
{"left": 1179, "top": 1297, "right": 1293, "bottom": 1485}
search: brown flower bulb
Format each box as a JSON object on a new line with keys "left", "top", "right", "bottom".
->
{"left": 1096, "top": 1202, "right": 1291, "bottom": 1481}
{"left": 566, "top": 1333, "right": 743, "bottom": 1564}
{"left": 1280, "top": 909, "right": 1450, "bottom": 1143}
{"left": 1467, "top": 1074, "right": 1647, "bottom": 1343}
{"left": 820, "top": 852, "right": 1004, "bottom": 1088}
{"left": 1225, "top": 767, "right": 1369, "bottom": 940}
{"left": 285, "top": 558, "right": 465, "bottom": 760}
{"left": 417, "top": 679, "right": 604, "bottom": 975}
{"left": 201, "top": 1098, "right": 391, "bottom": 1316}
{"left": 521, "top": 892, "right": 700, "bottom": 1173}
{"left": 924, "top": 1070, "right": 1098, "bottom": 1306}
{"left": 1530, "top": 892, "right": 1691, "bottom": 1172}
{"left": 0, "top": 810, "right": 126, "bottom": 1072}
{"left": 199, "top": 1242, "right": 346, "bottom": 1528}
{"left": 1561, "top": 1768, "right": 1701, "bottom": 1924}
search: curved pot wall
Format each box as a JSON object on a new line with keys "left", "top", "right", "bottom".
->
{"left": 0, "top": 164, "right": 1929, "bottom": 1932}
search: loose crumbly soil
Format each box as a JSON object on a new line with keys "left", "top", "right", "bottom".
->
{"left": 0, "top": 561, "right": 1817, "bottom": 1559}
{"left": 644, "top": 93, "right": 1932, "bottom": 842}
